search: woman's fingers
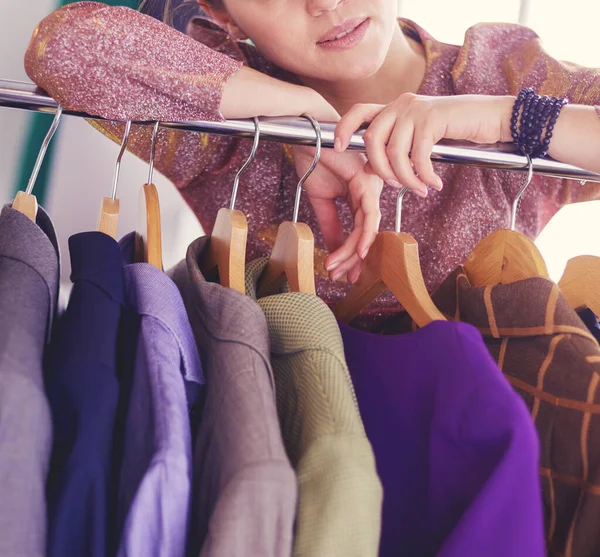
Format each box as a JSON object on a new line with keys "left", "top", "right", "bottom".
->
{"left": 331, "top": 253, "right": 362, "bottom": 283}
{"left": 347, "top": 259, "right": 364, "bottom": 285}
{"left": 360, "top": 112, "right": 407, "bottom": 187}
{"left": 351, "top": 171, "right": 382, "bottom": 259}
{"left": 309, "top": 196, "right": 345, "bottom": 253}
{"left": 324, "top": 163, "right": 382, "bottom": 273}
{"left": 325, "top": 216, "right": 364, "bottom": 278}
{"left": 334, "top": 103, "right": 386, "bottom": 152}
{"left": 385, "top": 120, "right": 428, "bottom": 197}
{"left": 410, "top": 127, "right": 442, "bottom": 191}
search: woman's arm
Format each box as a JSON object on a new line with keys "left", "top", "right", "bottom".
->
{"left": 220, "top": 66, "right": 339, "bottom": 121}
{"left": 25, "top": 2, "right": 335, "bottom": 124}
{"left": 25, "top": 2, "right": 381, "bottom": 277}
{"left": 333, "top": 94, "right": 600, "bottom": 195}
{"left": 24, "top": 2, "right": 337, "bottom": 186}
{"left": 497, "top": 100, "right": 600, "bottom": 175}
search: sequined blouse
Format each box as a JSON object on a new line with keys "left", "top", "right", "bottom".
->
{"left": 24, "top": 2, "right": 600, "bottom": 328}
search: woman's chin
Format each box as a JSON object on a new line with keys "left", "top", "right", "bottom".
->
{"left": 318, "top": 60, "right": 385, "bottom": 82}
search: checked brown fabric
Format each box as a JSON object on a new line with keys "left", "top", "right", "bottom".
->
{"left": 414, "top": 268, "right": 600, "bottom": 557}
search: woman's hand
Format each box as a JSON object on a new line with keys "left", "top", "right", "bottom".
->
{"left": 293, "top": 145, "right": 383, "bottom": 284}
{"left": 334, "top": 94, "right": 514, "bottom": 197}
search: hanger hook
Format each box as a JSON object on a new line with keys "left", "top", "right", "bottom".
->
{"left": 25, "top": 105, "right": 63, "bottom": 196}
{"left": 510, "top": 153, "right": 534, "bottom": 231}
{"left": 294, "top": 114, "right": 321, "bottom": 224}
{"left": 395, "top": 185, "right": 409, "bottom": 233}
{"left": 147, "top": 121, "right": 160, "bottom": 185}
{"left": 111, "top": 121, "right": 132, "bottom": 201}
{"left": 230, "top": 116, "right": 260, "bottom": 211}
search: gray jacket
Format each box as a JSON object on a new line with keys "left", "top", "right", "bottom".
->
{"left": 0, "top": 205, "right": 59, "bottom": 557}
{"left": 170, "top": 236, "right": 297, "bottom": 557}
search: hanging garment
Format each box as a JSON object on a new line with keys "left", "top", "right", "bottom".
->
{"left": 170, "top": 237, "right": 297, "bottom": 557}
{"left": 407, "top": 268, "right": 600, "bottom": 557}
{"left": 45, "top": 232, "right": 125, "bottom": 557}
{"left": 340, "top": 320, "right": 544, "bottom": 557}
{"left": 0, "top": 204, "right": 59, "bottom": 557}
{"left": 578, "top": 309, "right": 600, "bottom": 343}
{"left": 114, "top": 233, "right": 205, "bottom": 557}
{"left": 245, "top": 259, "right": 383, "bottom": 557}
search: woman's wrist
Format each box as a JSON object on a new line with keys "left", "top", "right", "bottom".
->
{"left": 302, "top": 88, "right": 341, "bottom": 122}
{"left": 497, "top": 93, "right": 600, "bottom": 174}
{"left": 220, "top": 65, "right": 339, "bottom": 121}
{"left": 499, "top": 95, "right": 518, "bottom": 143}
{"left": 504, "top": 89, "right": 569, "bottom": 157}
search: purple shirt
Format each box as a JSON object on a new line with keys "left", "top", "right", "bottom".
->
{"left": 339, "top": 320, "right": 544, "bottom": 557}
{"left": 116, "top": 234, "right": 205, "bottom": 557}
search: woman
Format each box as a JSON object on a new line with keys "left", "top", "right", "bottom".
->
{"left": 25, "top": 0, "right": 600, "bottom": 329}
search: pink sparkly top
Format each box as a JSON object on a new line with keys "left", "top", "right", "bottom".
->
{"left": 25, "top": 2, "right": 600, "bottom": 329}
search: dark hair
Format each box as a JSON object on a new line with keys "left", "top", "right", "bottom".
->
{"left": 139, "top": 0, "right": 207, "bottom": 27}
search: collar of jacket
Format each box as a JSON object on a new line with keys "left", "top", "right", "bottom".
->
{"left": 118, "top": 232, "right": 205, "bottom": 388}
{"left": 176, "top": 236, "right": 271, "bottom": 360}
{"left": 245, "top": 258, "right": 349, "bottom": 365}
{"left": 1, "top": 204, "right": 60, "bottom": 342}
{"left": 432, "top": 266, "right": 598, "bottom": 344}
{"left": 69, "top": 231, "right": 126, "bottom": 308}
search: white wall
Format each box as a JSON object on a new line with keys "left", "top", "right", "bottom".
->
{"left": 1, "top": 1, "right": 599, "bottom": 288}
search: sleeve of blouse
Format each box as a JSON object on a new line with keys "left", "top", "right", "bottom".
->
{"left": 454, "top": 22, "right": 600, "bottom": 206}
{"left": 24, "top": 2, "right": 247, "bottom": 188}
{"left": 534, "top": 57, "right": 600, "bottom": 205}
{"left": 505, "top": 32, "right": 600, "bottom": 205}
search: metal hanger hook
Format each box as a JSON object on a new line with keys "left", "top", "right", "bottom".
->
{"left": 25, "top": 105, "right": 64, "bottom": 196}
{"left": 395, "top": 186, "right": 409, "bottom": 233}
{"left": 510, "top": 153, "right": 534, "bottom": 231}
{"left": 110, "top": 121, "right": 132, "bottom": 201}
{"left": 230, "top": 116, "right": 260, "bottom": 211}
{"left": 147, "top": 121, "right": 160, "bottom": 185}
{"left": 294, "top": 114, "right": 321, "bottom": 224}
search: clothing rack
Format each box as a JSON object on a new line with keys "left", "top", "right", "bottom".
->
{"left": 2, "top": 78, "right": 600, "bottom": 184}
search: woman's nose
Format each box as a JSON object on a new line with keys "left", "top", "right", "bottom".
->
{"left": 307, "top": 0, "right": 347, "bottom": 19}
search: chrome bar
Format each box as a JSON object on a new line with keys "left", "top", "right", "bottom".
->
{"left": 2, "top": 78, "right": 600, "bottom": 183}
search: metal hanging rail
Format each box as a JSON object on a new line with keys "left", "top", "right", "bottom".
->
{"left": 2, "top": 78, "right": 599, "bottom": 183}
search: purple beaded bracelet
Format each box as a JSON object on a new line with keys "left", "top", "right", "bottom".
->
{"left": 510, "top": 88, "right": 569, "bottom": 158}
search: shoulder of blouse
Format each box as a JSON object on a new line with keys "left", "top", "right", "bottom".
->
{"left": 24, "top": 2, "right": 242, "bottom": 122}
{"left": 449, "top": 20, "right": 600, "bottom": 106}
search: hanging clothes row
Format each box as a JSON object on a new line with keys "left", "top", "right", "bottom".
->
{"left": 1, "top": 96, "right": 600, "bottom": 557}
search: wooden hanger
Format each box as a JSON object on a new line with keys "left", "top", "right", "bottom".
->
{"left": 257, "top": 115, "right": 319, "bottom": 298}
{"left": 200, "top": 117, "right": 260, "bottom": 294}
{"left": 463, "top": 153, "right": 549, "bottom": 286}
{"left": 135, "top": 183, "right": 163, "bottom": 270}
{"left": 257, "top": 221, "right": 315, "bottom": 296}
{"left": 98, "top": 121, "right": 131, "bottom": 239}
{"left": 559, "top": 255, "right": 600, "bottom": 317}
{"left": 13, "top": 106, "right": 63, "bottom": 222}
{"left": 134, "top": 122, "right": 163, "bottom": 270}
{"left": 334, "top": 187, "right": 446, "bottom": 327}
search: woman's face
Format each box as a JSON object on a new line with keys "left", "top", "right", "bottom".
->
{"left": 221, "top": 0, "right": 399, "bottom": 82}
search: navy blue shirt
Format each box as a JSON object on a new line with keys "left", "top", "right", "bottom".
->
{"left": 45, "top": 232, "right": 126, "bottom": 557}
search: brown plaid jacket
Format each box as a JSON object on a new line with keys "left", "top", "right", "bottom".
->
{"left": 406, "top": 268, "right": 600, "bottom": 557}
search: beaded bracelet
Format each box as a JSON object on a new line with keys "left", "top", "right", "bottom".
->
{"left": 510, "top": 88, "right": 569, "bottom": 158}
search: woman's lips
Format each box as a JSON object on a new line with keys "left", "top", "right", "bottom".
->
{"left": 317, "top": 18, "right": 370, "bottom": 51}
